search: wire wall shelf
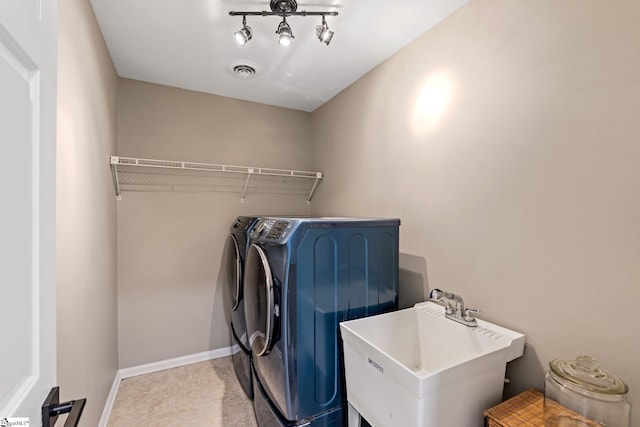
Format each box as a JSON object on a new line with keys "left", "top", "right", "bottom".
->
{"left": 110, "top": 156, "right": 323, "bottom": 204}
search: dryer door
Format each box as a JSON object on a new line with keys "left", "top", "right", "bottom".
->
{"left": 223, "top": 234, "right": 243, "bottom": 310}
{"left": 244, "top": 244, "right": 276, "bottom": 356}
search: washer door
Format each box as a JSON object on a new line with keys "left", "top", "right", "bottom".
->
{"left": 244, "top": 244, "right": 275, "bottom": 356}
{"left": 223, "top": 234, "right": 242, "bottom": 311}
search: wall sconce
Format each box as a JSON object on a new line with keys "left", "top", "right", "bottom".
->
{"left": 230, "top": 0, "right": 338, "bottom": 47}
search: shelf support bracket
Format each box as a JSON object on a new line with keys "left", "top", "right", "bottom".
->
{"left": 110, "top": 156, "right": 122, "bottom": 200}
{"left": 306, "top": 172, "right": 323, "bottom": 205}
{"left": 241, "top": 168, "right": 254, "bottom": 203}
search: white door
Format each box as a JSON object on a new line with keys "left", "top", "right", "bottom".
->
{"left": 0, "top": 0, "right": 57, "bottom": 423}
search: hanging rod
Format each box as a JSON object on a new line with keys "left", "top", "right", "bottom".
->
{"left": 110, "top": 156, "right": 323, "bottom": 204}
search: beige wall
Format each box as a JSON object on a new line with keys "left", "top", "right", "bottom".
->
{"left": 311, "top": 0, "right": 640, "bottom": 423}
{"left": 56, "top": 0, "right": 119, "bottom": 425}
{"left": 116, "top": 79, "right": 312, "bottom": 368}
{"left": 54, "top": 0, "right": 640, "bottom": 422}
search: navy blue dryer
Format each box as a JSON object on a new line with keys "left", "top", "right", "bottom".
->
{"left": 223, "top": 215, "right": 259, "bottom": 400}
{"left": 244, "top": 217, "right": 400, "bottom": 427}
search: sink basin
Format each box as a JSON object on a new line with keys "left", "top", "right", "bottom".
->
{"left": 339, "top": 301, "right": 525, "bottom": 427}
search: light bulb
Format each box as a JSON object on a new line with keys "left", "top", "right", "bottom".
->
{"left": 276, "top": 19, "right": 294, "bottom": 46}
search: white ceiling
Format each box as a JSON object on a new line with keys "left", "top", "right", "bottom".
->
{"left": 90, "top": 0, "right": 469, "bottom": 112}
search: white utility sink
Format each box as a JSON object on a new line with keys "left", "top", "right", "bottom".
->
{"left": 339, "top": 301, "right": 525, "bottom": 427}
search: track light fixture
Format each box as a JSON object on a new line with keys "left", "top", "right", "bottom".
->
{"left": 234, "top": 15, "right": 252, "bottom": 47}
{"left": 276, "top": 16, "right": 294, "bottom": 46}
{"left": 230, "top": 0, "right": 338, "bottom": 47}
{"left": 316, "top": 15, "right": 334, "bottom": 45}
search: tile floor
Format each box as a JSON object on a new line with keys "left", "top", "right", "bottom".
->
{"left": 108, "top": 356, "right": 258, "bottom": 426}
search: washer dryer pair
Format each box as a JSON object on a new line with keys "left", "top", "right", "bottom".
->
{"left": 244, "top": 217, "right": 400, "bottom": 427}
{"left": 223, "top": 216, "right": 260, "bottom": 400}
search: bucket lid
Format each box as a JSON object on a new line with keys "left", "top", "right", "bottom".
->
{"left": 549, "top": 355, "right": 628, "bottom": 395}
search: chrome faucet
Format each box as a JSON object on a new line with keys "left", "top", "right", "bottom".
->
{"left": 429, "top": 288, "right": 480, "bottom": 327}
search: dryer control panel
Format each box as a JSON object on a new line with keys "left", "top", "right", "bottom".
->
{"left": 252, "top": 218, "right": 294, "bottom": 242}
{"left": 267, "top": 221, "right": 291, "bottom": 240}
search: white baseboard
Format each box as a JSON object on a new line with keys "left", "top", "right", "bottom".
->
{"left": 99, "top": 345, "right": 239, "bottom": 425}
{"left": 98, "top": 369, "right": 121, "bottom": 427}
{"left": 119, "top": 345, "right": 239, "bottom": 379}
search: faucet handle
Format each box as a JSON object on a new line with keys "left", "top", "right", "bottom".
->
{"left": 429, "top": 288, "right": 442, "bottom": 300}
{"left": 463, "top": 308, "right": 480, "bottom": 322}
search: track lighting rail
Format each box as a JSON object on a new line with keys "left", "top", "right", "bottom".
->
{"left": 230, "top": 0, "right": 337, "bottom": 46}
{"left": 229, "top": 11, "right": 338, "bottom": 17}
{"left": 110, "top": 156, "right": 323, "bottom": 204}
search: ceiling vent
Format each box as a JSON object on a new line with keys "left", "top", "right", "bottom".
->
{"left": 233, "top": 64, "right": 256, "bottom": 79}
{"left": 228, "top": 60, "right": 261, "bottom": 80}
